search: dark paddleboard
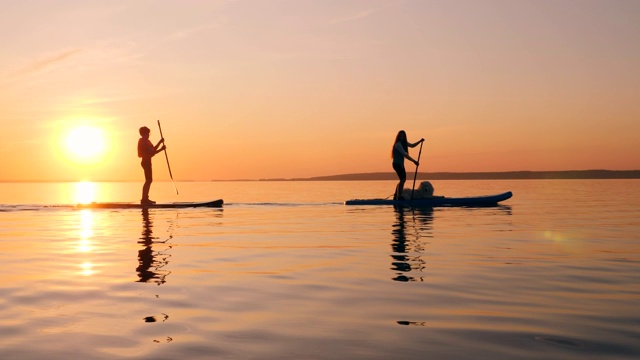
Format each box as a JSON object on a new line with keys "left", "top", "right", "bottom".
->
{"left": 76, "top": 199, "right": 224, "bottom": 209}
{"left": 345, "top": 191, "right": 512, "bottom": 207}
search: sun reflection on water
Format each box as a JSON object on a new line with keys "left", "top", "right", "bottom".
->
{"left": 78, "top": 210, "right": 93, "bottom": 253}
{"left": 80, "top": 261, "right": 95, "bottom": 276}
{"left": 76, "top": 207, "right": 97, "bottom": 276}
{"left": 74, "top": 181, "right": 97, "bottom": 204}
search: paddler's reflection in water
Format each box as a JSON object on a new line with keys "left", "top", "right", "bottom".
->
{"left": 137, "top": 208, "right": 171, "bottom": 285}
{"left": 391, "top": 206, "right": 433, "bottom": 282}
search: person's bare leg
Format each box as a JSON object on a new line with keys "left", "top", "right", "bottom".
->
{"left": 142, "top": 180, "right": 151, "bottom": 202}
{"left": 395, "top": 179, "right": 405, "bottom": 200}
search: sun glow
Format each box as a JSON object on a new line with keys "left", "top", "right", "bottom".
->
{"left": 61, "top": 125, "right": 110, "bottom": 164}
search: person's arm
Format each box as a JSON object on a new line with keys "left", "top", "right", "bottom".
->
{"left": 154, "top": 138, "right": 165, "bottom": 150}
{"left": 153, "top": 138, "right": 166, "bottom": 155}
{"left": 395, "top": 142, "right": 419, "bottom": 165}
{"left": 408, "top": 138, "right": 425, "bottom": 148}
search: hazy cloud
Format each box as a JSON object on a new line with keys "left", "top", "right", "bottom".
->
{"left": 329, "top": 0, "right": 403, "bottom": 25}
{"left": 15, "top": 48, "right": 84, "bottom": 77}
{"left": 169, "top": 18, "right": 227, "bottom": 40}
{"left": 8, "top": 41, "right": 145, "bottom": 81}
{"left": 330, "top": 8, "right": 375, "bottom": 24}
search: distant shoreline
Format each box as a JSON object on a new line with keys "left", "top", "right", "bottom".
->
{"left": 257, "top": 170, "right": 640, "bottom": 181}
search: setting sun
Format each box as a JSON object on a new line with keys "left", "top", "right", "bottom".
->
{"left": 61, "top": 126, "right": 110, "bottom": 164}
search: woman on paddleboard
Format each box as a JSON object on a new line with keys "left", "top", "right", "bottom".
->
{"left": 138, "top": 126, "right": 166, "bottom": 205}
{"left": 391, "top": 130, "right": 424, "bottom": 200}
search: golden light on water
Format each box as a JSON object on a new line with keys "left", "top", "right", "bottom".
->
{"left": 80, "top": 261, "right": 95, "bottom": 276}
{"left": 75, "top": 181, "right": 97, "bottom": 204}
{"left": 78, "top": 210, "right": 93, "bottom": 253}
{"left": 543, "top": 230, "right": 579, "bottom": 243}
{"left": 77, "top": 209, "right": 98, "bottom": 277}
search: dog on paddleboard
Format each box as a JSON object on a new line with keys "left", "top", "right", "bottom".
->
{"left": 400, "top": 181, "right": 434, "bottom": 200}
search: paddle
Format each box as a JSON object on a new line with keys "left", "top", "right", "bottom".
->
{"left": 157, "top": 120, "right": 178, "bottom": 195}
{"left": 410, "top": 140, "right": 424, "bottom": 201}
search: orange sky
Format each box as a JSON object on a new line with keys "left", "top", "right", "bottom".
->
{"left": 1, "top": 0, "right": 639, "bottom": 181}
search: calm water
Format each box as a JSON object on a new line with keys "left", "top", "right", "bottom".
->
{"left": 1, "top": 180, "right": 639, "bottom": 359}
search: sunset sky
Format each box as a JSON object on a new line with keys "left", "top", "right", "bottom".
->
{"left": 1, "top": 0, "right": 639, "bottom": 181}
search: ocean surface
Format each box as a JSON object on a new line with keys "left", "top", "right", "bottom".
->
{"left": 0, "top": 180, "right": 639, "bottom": 359}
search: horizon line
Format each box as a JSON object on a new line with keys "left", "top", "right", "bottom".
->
{"left": 2, "top": 169, "right": 640, "bottom": 183}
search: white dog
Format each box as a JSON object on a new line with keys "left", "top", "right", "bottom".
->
{"left": 401, "top": 181, "right": 434, "bottom": 199}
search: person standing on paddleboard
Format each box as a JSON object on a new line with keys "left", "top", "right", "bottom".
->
{"left": 138, "top": 126, "right": 166, "bottom": 205}
{"left": 392, "top": 130, "right": 424, "bottom": 200}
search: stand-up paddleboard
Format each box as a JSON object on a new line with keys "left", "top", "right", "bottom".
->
{"left": 76, "top": 199, "right": 223, "bottom": 209}
{"left": 345, "top": 192, "right": 512, "bottom": 207}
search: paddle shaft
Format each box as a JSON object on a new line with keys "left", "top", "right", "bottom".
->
{"left": 410, "top": 141, "right": 424, "bottom": 201}
{"left": 157, "top": 120, "right": 178, "bottom": 195}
